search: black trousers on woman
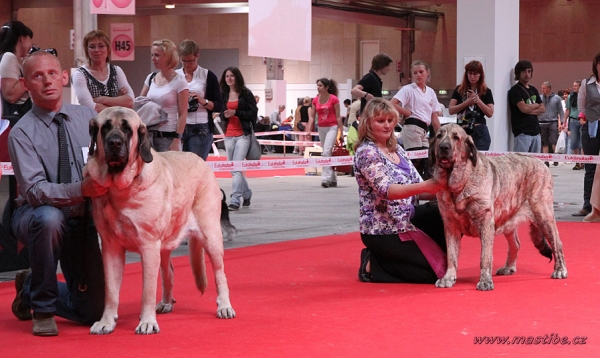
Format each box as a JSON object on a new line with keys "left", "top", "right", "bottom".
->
{"left": 581, "top": 122, "right": 600, "bottom": 212}
{"left": 360, "top": 201, "right": 446, "bottom": 284}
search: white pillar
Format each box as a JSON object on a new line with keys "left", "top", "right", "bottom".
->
{"left": 266, "top": 80, "right": 287, "bottom": 121}
{"left": 457, "top": 0, "right": 519, "bottom": 152}
{"left": 73, "top": 0, "right": 97, "bottom": 68}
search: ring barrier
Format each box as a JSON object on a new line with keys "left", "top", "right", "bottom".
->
{"left": 2, "top": 151, "right": 599, "bottom": 175}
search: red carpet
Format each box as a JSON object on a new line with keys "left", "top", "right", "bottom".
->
{"left": 206, "top": 155, "right": 307, "bottom": 178}
{"left": 0, "top": 222, "right": 598, "bottom": 357}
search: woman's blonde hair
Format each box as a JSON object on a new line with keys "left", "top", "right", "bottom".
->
{"left": 355, "top": 98, "right": 399, "bottom": 152}
{"left": 152, "top": 39, "right": 179, "bottom": 69}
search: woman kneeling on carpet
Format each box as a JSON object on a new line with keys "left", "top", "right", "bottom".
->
{"left": 354, "top": 98, "right": 447, "bottom": 283}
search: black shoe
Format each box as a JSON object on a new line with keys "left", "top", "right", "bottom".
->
{"left": 544, "top": 161, "right": 549, "bottom": 167}
{"left": 12, "top": 269, "right": 32, "bottom": 321}
{"left": 358, "top": 249, "right": 372, "bottom": 282}
{"left": 553, "top": 162, "right": 559, "bottom": 166}
{"left": 228, "top": 204, "right": 240, "bottom": 211}
{"left": 321, "top": 182, "right": 330, "bottom": 188}
{"left": 329, "top": 182, "right": 337, "bottom": 187}
{"left": 242, "top": 199, "right": 251, "bottom": 207}
{"left": 572, "top": 209, "right": 590, "bottom": 217}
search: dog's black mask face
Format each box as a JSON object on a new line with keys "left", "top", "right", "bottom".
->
{"left": 102, "top": 118, "right": 133, "bottom": 173}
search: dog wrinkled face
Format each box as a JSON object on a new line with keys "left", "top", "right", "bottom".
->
{"left": 91, "top": 107, "right": 153, "bottom": 174}
{"left": 431, "top": 124, "right": 477, "bottom": 170}
{"left": 103, "top": 118, "right": 133, "bottom": 173}
{"left": 434, "top": 125, "right": 464, "bottom": 169}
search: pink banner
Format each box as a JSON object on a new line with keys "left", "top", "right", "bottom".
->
{"left": 91, "top": 0, "right": 135, "bottom": 15}
{"left": 111, "top": 23, "right": 134, "bottom": 61}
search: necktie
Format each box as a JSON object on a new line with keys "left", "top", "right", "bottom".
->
{"left": 55, "top": 113, "right": 71, "bottom": 218}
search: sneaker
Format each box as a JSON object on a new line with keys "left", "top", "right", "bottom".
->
{"left": 321, "top": 182, "right": 330, "bottom": 188}
{"left": 242, "top": 198, "right": 251, "bottom": 207}
{"left": 228, "top": 204, "right": 240, "bottom": 211}
{"left": 329, "top": 182, "right": 337, "bottom": 187}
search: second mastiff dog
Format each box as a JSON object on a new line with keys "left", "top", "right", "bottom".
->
{"left": 85, "top": 107, "right": 235, "bottom": 334}
{"left": 430, "top": 124, "right": 567, "bottom": 291}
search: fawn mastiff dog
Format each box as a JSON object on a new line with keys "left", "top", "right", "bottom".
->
{"left": 85, "top": 107, "right": 235, "bottom": 334}
{"left": 430, "top": 124, "right": 567, "bottom": 291}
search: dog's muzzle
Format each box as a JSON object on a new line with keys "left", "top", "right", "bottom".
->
{"left": 104, "top": 131, "right": 129, "bottom": 173}
{"left": 437, "top": 141, "right": 454, "bottom": 169}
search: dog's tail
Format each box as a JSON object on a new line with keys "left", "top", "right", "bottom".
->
{"left": 529, "top": 223, "right": 553, "bottom": 261}
{"left": 220, "top": 189, "right": 237, "bottom": 241}
{"left": 188, "top": 238, "right": 208, "bottom": 295}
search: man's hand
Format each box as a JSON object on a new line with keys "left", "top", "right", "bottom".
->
{"left": 81, "top": 177, "right": 109, "bottom": 198}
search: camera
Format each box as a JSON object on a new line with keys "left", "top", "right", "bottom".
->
{"left": 462, "top": 110, "right": 481, "bottom": 135}
{"left": 188, "top": 97, "right": 199, "bottom": 113}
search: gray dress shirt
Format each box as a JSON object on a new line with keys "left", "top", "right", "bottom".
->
{"left": 8, "top": 103, "right": 97, "bottom": 216}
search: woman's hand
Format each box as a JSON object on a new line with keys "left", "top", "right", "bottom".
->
{"left": 223, "top": 109, "right": 236, "bottom": 118}
{"left": 422, "top": 178, "right": 447, "bottom": 194}
{"left": 169, "top": 138, "right": 182, "bottom": 151}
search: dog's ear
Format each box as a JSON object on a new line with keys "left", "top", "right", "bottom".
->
{"left": 465, "top": 135, "right": 478, "bottom": 166}
{"left": 137, "top": 124, "right": 153, "bottom": 163}
{"left": 89, "top": 118, "right": 99, "bottom": 156}
{"left": 429, "top": 132, "right": 437, "bottom": 167}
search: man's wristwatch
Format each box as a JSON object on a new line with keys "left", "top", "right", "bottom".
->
{"left": 176, "top": 133, "right": 183, "bottom": 139}
{"left": 202, "top": 99, "right": 209, "bottom": 106}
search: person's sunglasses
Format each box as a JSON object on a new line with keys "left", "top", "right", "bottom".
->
{"left": 28, "top": 46, "right": 58, "bottom": 56}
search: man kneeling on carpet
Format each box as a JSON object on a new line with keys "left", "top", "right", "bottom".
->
{"left": 354, "top": 98, "right": 447, "bottom": 283}
{"left": 8, "top": 51, "right": 107, "bottom": 336}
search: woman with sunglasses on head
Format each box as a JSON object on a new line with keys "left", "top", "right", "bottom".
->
{"left": 448, "top": 60, "right": 495, "bottom": 150}
{"left": 72, "top": 30, "right": 134, "bottom": 112}
{"left": 140, "top": 39, "right": 188, "bottom": 152}
{"left": 0, "top": 21, "right": 34, "bottom": 121}
{"left": 354, "top": 98, "right": 447, "bottom": 283}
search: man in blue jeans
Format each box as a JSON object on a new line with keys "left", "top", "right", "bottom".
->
{"left": 508, "top": 60, "right": 545, "bottom": 153}
{"left": 8, "top": 51, "right": 108, "bottom": 336}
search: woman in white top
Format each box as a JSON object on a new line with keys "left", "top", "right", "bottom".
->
{"left": 391, "top": 60, "right": 441, "bottom": 177}
{"left": 140, "top": 39, "right": 188, "bottom": 152}
{"left": 0, "top": 21, "right": 33, "bottom": 120}
{"left": 72, "top": 30, "right": 134, "bottom": 112}
{"left": 175, "top": 39, "right": 222, "bottom": 160}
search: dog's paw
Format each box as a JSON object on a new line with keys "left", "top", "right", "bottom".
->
{"left": 496, "top": 266, "right": 516, "bottom": 276}
{"left": 551, "top": 269, "right": 568, "bottom": 279}
{"left": 135, "top": 320, "right": 160, "bottom": 334}
{"left": 156, "top": 300, "right": 175, "bottom": 314}
{"left": 217, "top": 306, "right": 236, "bottom": 319}
{"left": 90, "top": 316, "right": 118, "bottom": 335}
{"left": 476, "top": 280, "right": 494, "bottom": 291}
{"left": 435, "top": 277, "right": 456, "bottom": 288}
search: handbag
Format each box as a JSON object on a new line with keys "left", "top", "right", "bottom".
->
{"left": 332, "top": 144, "right": 352, "bottom": 174}
{"left": 555, "top": 131, "right": 567, "bottom": 154}
{"left": 246, "top": 131, "right": 262, "bottom": 160}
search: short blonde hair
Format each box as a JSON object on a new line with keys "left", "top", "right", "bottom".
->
{"left": 152, "top": 39, "right": 178, "bottom": 69}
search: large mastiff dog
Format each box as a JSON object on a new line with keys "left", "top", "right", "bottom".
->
{"left": 430, "top": 124, "right": 567, "bottom": 291}
{"left": 85, "top": 107, "right": 235, "bottom": 334}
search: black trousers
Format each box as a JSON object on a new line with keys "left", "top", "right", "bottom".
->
{"left": 360, "top": 202, "right": 446, "bottom": 284}
{"left": 581, "top": 122, "right": 600, "bottom": 212}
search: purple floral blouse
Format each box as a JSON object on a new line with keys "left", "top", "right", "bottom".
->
{"left": 354, "top": 140, "right": 423, "bottom": 235}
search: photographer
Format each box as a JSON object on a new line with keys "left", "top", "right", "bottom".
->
{"left": 449, "top": 60, "right": 495, "bottom": 150}
{"left": 176, "top": 39, "right": 222, "bottom": 160}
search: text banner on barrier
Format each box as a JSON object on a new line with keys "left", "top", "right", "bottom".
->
{"left": 2, "top": 152, "right": 599, "bottom": 175}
